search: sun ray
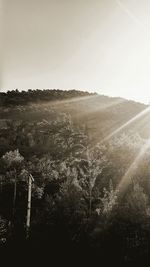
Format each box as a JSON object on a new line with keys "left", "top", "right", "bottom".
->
{"left": 115, "top": 0, "right": 150, "bottom": 37}
{"left": 34, "top": 94, "right": 98, "bottom": 108}
{"left": 102, "top": 105, "right": 150, "bottom": 142}
{"left": 40, "top": 94, "right": 127, "bottom": 120}
{"left": 79, "top": 97, "right": 126, "bottom": 117}
{"left": 116, "top": 138, "right": 150, "bottom": 197}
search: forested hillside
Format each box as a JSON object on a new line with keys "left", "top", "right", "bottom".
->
{"left": 0, "top": 89, "right": 150, "bottom": 265}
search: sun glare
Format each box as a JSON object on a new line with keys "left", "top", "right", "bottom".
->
{"left": 116, "top": 138, "right": 150, "bottom": 197}
{"left": 102, "top": 105, "right": 150, "bottom": 142}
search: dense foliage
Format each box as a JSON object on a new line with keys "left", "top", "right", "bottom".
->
{"left": 0, "top": 89, "right": 150, "bottom": 265}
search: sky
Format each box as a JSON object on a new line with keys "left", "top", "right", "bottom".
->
{"left": 1, "top": 0, "right": 150, "bottom": 104}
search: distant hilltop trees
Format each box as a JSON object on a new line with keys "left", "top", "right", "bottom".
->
{"left": 0, "top": 89, "right": 96, "bottom": 106}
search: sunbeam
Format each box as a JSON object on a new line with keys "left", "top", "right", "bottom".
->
{"left": 102, "top": 105, "right": 150, "bottom": 142}
{"left": 73, "top": 96, "right": 126, "bottom": 118}
{"left": 116, "top": 138, "right": 150, "bottom": 197}
{"left": 40, "top": 94, "right": 127, "bottom": 120}
{"left": 34, "top": 94, "right": 98, "bottom": 108}
{"left": 115, "top": 0, "right": 150, "bottom": 36}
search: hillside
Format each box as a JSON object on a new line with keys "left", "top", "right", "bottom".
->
{"left": 0, "top": 89, "right": 148, "bottom": 158}
{"left": 1, "top": 89, "right": 150, "bottom": 265}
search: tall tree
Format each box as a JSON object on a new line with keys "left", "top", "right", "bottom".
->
{"left": 2, "top": 150, "right": 24, "bottom": 220}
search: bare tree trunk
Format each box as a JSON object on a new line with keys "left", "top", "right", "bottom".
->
{"left": 26, "top": 175, "right": 32, "bottom": 239}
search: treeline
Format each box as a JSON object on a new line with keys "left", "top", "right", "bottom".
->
{"left": 0, "top": 89, "right": 95, "bottom": 106}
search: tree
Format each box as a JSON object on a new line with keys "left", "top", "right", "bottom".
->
{"left": 2, "top": 150, "right": 24, "bottom": 220}
{"left": 100, "top": 179, "right": 118, "bottom": 216}
{"left": 126, "top": 181, "right": 150, "bottom": 221}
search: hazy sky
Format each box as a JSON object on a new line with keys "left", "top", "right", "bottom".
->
{"left": 2, "top": 0, "right": 150, "bottom": 103}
